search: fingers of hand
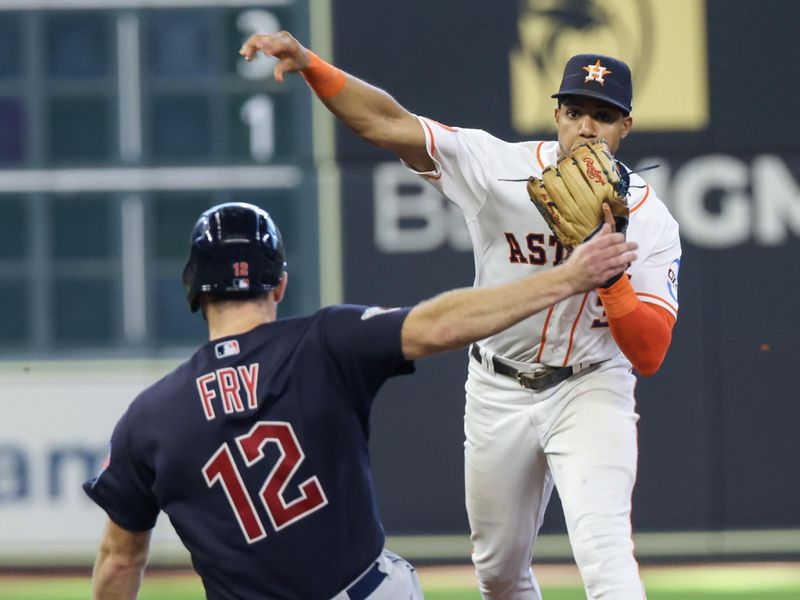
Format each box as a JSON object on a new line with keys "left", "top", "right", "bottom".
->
{"left": 593, "top": 237, "right": 636, "bottom": 276}
{"left": 594, "top": 222, "right": 612, "bottom": 238}
{"left": 570, "top": 239, "right": 631, "bottom": 289}
{"left": 239, "top": 34, "right": 262, "bottom": 60}
{"left": 607, "top": 241, "right": 637, "bottom": 272}
{"left": 621, "top": 249, "right": 638, "bottom": 266}
{"left": 239, "top": 34, "right": 275, "bottom": 61}
{"left": 602, "top": 203, "right": 615, "bottom": 229}
{"left": 604, "top": 238, "right": 637, "bottom": 258}
{"left": 239, "top": 32, "right": 292, "bottom": 61}
{"left": 273, "top": 62, "right": 285, "bottom": 83}
{"left": 586, "top": 228, "right": 621, "bottom": 247}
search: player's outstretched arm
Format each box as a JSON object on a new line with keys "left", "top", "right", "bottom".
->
{"left": 401, "top": 226, "right": 637, "bottom": 359}
{"left": 240, "top": 31, "right": 433, "bottom": 171}
{"left": 92, "top": 518, "right": 151, "bottom": 600}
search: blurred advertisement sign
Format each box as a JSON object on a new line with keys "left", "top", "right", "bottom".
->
{"left": 510, "top": 0, "right": 709, "bottom": 132}
{"left": 372, "top": 152, "right": 800, "bottom": 252}
{"left": 0, "top": 362, "right": 186, "bottom": 565}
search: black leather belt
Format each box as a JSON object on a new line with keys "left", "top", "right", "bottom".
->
{"left": 470, "top": 344, "right": 599, "bottom": 392}
{"left": 346, "top": 558, "right": 387, "bottom": 600}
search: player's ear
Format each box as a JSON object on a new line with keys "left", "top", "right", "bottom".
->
{"left": 620, "top": 115, "right": 633, "bottom": 138}
{"left": 272, "top": 272, "right": 288, "bottom": 303}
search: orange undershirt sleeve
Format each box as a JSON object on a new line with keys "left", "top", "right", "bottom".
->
{"left": 597, "top": 275, "right": 676, "bottom": 376}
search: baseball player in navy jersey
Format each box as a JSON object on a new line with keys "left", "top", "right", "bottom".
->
{"left": 241, "top": 31, "right": 681, "bottom": 600}
{"left": 83, "top": 202, "right": 635, "bottom": 599}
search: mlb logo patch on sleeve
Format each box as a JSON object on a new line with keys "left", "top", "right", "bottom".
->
{"left": 360, "top": 306, "right": 401, "bottom": 321}
{"left": 215, "top": 340, "right": 240, "bottom": 358}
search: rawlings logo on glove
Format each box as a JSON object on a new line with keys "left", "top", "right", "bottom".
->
{"left": 582, "top": 156, "right": 606, "bottom": 185}
{"left": 527, "top": 138, "right": 630, "bottom": 252}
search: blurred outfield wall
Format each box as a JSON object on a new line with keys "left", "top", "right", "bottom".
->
{"left": 1, "top": 0, "right": 799, "bottom": 566}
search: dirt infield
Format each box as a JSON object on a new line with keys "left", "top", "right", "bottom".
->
{"left": 419, "top": 561, "right": 800, "bottom": 586}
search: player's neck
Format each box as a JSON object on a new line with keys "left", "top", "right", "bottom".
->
{"left": 205, "top": 299, "right": 277, "bottom": 341}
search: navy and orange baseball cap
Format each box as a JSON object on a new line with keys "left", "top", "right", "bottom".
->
{"left": 551, "top": 54, "right": 633, "bottom": 114}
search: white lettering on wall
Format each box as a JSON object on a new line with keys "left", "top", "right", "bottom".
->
{"left": 752, "top": 156, "right": 800, "bottom": 245}
{"left": 671, "top": 155, "right": 751, "bottom": 248}
{"left": 373, "top": 163, "right": 470, "bottom": 252}
{"left": 372, "top": 157, "right": 800, "bottom": 252}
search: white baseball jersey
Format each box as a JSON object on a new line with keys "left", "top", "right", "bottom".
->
{"left": 408, "top": 116, "right": 681, "bottom": 367}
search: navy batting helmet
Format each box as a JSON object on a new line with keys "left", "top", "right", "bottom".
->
{"left": 182, "top": 202, "right": 286, "bottom": 312}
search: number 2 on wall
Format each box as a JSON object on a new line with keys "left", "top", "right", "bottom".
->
{"left": 202, "top": 421, "right": 328, "bottom": 543}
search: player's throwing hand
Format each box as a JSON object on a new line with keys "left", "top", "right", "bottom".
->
{"left": 240, "top": 31, "right": 310, "bottom": 82}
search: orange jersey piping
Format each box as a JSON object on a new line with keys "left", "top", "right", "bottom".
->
{"left": 535, "top": 305, "right": 556, "bottom": 363}
{"left": 420, "top": 119, "right": 442, "bottom": 180}
{"left": 637, "top": 292, "right": 678, "bottom": 316}
{"left": 431, "top": 119, "right": 458, "bottom": 132}
{"left": 629, "top": 184, "right": 650, "bottom": 214}
{"left": 535, "top": 141, "right": 546, "bottom": 170}
{"left": 422, "top": 119, "right": 437, "bottom": 158}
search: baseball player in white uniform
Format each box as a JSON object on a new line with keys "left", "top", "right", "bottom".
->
{"left": 241, "top": 33, "right": 680, "bottom": 600}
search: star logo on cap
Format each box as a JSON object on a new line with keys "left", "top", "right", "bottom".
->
{"left": 583, "top": 59, "right": 612, "bottom": 86}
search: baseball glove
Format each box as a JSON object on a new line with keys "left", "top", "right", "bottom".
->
{"left": 527, "top": 138, "right": 630, "bottom": 252}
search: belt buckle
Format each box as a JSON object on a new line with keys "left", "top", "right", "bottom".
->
{"left": 516, "top": 366, "right": 554, "bottom": 390}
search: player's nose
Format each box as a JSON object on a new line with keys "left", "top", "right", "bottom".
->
{"left": 578, "top": 116, "right": 596, "bottom": 137}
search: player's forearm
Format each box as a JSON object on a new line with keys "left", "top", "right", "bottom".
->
{"left": 92, "top": 550, "right": 147, "bottom": 600}
{"left": 402, "top": 228, "right": 637, "bottom": 358}
{"left": 92, "top": 520, "right": 151, "bottom": 600}
{"left": 301, "top": 53, "right": 432, "bottom": 169}
{"left": 402, "top": 267, "right": 576, "bottom": 359}
{"left": 598, "top": 276, "right": 675, "bottom": 376}
{"left": 319, "top": 73, "right": 418, "bottom": 147}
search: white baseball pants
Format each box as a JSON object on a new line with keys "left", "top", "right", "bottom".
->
{"left": 464, "top": 354, "right": 645, "bottom": 600}
{"left": 331, "top": 549, "right": 423, "bottom": 600}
